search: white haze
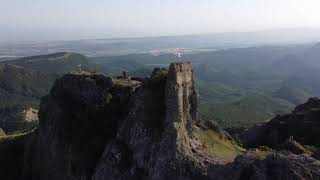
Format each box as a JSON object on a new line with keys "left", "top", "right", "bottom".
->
{"left": 1, "top": 0, "right": 320, "bottom": 42}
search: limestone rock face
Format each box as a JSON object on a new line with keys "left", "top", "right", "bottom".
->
{"left": 33, "top": 73, "right": 138, "bottom": 180}
{"left": 165, "top": 62, "right": 198, "bottom": 123}
{"left": 2, "top": 62, "right": 320, "bottom": 180}
{"left": 20, "top": 62, "right": 213, "bottom": 180}
{"left": 93, "top": 62, "right": 211, "bottom": 180}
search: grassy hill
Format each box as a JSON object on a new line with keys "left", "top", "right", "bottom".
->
{"left": 195, "top": 128, "right": 241, "bottom": 161}
{"left": 4, "top": 52, "right": 100, "bottom": 74}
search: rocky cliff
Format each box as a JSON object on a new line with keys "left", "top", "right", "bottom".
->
{"left": 29, "top": 73, "right": 139, "bottom": 180}
{"left": 93, "top": 62, "right": 234, "bottom": 180}
{"left": 243, "top": 97, "right": 320, "bottom": 148}
{"left": 1, "top": 62, "right": 320, "bottom": 180}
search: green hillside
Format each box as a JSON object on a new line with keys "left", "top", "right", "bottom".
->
{"left": 273, "top": 86, "right": 312, "bottom": 105}
{"left": 0, "top": 64, "right": 55, "bottom": 134}
{"left": 0, "top": 52, "right": 106, "bottom": 134}
{"left": 200, "top": 95, "right": 294, "bottom": 128}
{"left": 92, "top": 45, "right": 320, "bottom": 129}
{"left": 4, "top": 52, "right": 100, "bottom": 74}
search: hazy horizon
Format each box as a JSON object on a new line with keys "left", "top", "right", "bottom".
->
{"left": 1, "top": 0, "right": 320, "bottom": 42}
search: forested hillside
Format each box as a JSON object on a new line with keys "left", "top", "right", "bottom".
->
{"left": 0, "top": 52, "right": 101, "bottom": 133}
{"left": 92, "top": 43, "right": 320, "bottom": 128}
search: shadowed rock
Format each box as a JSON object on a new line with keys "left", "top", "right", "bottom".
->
{"left": 278, "top": 138, "right": 309, "bottom": 155}
{"left": 32, "top": 73, "right": 139, "bottom": 180}
{"left": 243, "top": 97, "right": 320, "bottom": 148}
{"left": 1, "top": 63, "right": 320, "bottom": 180}
{"left": 93, "top": 62, "right": 216, "bottom": 180}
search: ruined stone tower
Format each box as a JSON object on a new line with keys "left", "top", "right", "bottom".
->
{"left": 165, "top": 62, "right": 198, "bottom": 125}
{"left": 11, "top": 62, "right": 222, "bottom": 180}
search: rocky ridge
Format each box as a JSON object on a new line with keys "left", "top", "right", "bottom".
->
{"left": 243, "top": 97, "right": 320, "bottom": 148}
{"left": 93, "top": 62, "right": 231, "bottom": 180}
{"left": 0, "top": 62, "right": 320, "bottom": 180}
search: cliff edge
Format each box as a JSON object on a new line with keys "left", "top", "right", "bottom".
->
{"left": 93, "top": 62, "right": 238, "bottom": 180}
{"left": 1, "top": 62, "right": 319, "bottom": 180}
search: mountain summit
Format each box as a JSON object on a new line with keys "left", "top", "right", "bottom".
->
{"left": 0, "top": 62, "right": 320, "bottom": 180}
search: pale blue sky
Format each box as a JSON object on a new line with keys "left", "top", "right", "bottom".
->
{"left": 1, "top": 0, "right": 320, "bottom": 42}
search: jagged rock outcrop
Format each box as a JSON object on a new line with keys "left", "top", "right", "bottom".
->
{"left": 15, "top": 62, "right": 229, "bottom": 180}
{"left": 1, "top": 62, "right": 320, "bottom": 180}
{"left": 29, "top": 73, "right": 141, "bottom": 180}
{"left": 230, "top": 151, "right": 320, "bottom": 180}
{"left": 278, "top": 138, "right": 310, "bottom": 155}
{"left": 243, "top": 97, "right": 320, "bottom": 148}
{"left": 93, "top": 62, "right": 222, "bottom": 180}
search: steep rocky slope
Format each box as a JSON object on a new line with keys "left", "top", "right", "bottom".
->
{"left": 243, "top": 97, "right": 320, "bottom": 148}
{"left": 1, "top": 62, "right": 320, "bottom": 180}
{"left": 33, "top": 73, "right": 141, "bottom": 180}
{"left": 92, "top": 63, "right": 240, "bottom": 180}
{"left": 227, "top": 150, "right": 320, "bottom": 180}
{"left": 25, "top": 62, "right": 239, "bottom": 180}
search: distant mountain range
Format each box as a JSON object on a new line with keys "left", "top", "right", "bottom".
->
{"left": 1, "top": 28, "right": 320, "bottom": 57}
